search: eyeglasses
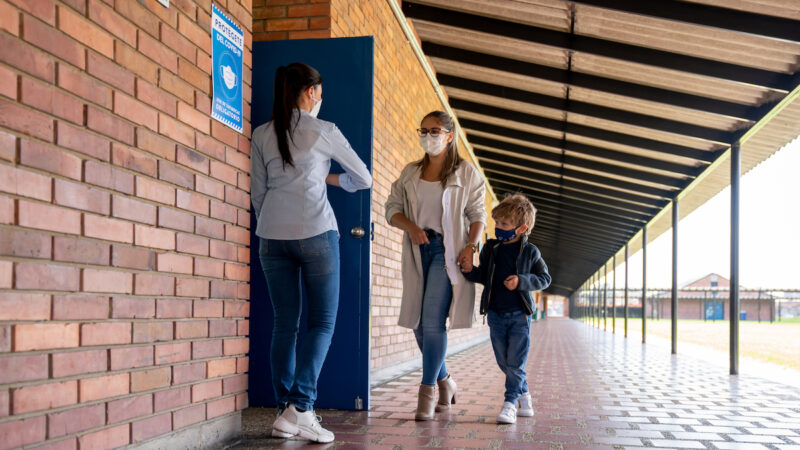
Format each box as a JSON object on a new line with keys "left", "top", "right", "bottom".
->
{"left": 417, "top": 128, "right": 450, "bottom": 137}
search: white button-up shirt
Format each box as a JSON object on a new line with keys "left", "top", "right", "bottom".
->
{"left": 251, "top": 109, "right": 372, "bottom": 240}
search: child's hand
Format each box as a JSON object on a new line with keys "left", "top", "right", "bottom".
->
{"left": 504, "top": 275, "right": 518, "bottom": 290}
{"left": 458, "top": 248, "right": 473, "bottom": 272}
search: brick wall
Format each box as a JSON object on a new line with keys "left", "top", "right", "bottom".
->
{"left": 0, "top": 0, "right": 252, "bottom": 448}
{"left": 252, "top": 0, "right": 331, "bottom": 41}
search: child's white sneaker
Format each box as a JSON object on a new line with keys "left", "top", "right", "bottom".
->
{"left": 497, "top": 401, "right": 517, "bottom": 424}
{"left": 516, "top": 392, "right": 534, "bottom": 417}
{"left": 272, "top": 404, "right": 334, "bottom": 443}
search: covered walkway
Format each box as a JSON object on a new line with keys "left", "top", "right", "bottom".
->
{"left": 236, "top": 318, "right": 800, "bottom": 449}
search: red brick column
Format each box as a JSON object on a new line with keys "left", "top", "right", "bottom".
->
{"left": 0, "top": 0, "right": 253, "bottom": 448}
{"left": 253, "top": 0, "right": 331, "bottom": 41}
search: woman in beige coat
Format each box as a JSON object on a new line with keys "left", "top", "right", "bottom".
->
{"left": 385, "top": 111, "right": 486, "bottom": 420}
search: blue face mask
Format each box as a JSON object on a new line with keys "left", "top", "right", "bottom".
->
{"left": 495, "top": 227, "right": 517, "bottom": 242}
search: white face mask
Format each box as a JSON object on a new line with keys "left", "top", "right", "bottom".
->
{"left": 310, "top": 95, "right": 322, "bottom": 118}
{"left": 419, "top": 134, "right": 447, "bottom": 156}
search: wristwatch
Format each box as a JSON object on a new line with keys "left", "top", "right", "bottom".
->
{"left": 466, "top": 242, "right": 478, "bottom": 253}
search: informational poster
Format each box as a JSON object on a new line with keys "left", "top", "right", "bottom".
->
{"left": 211, "top": 5, "right": 243, "bottom": 133}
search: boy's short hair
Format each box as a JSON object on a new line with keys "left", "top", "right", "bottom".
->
{"left": 492, "top": 194, "right": 537, "bottom": 235}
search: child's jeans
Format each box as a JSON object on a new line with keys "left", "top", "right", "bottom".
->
{"left": 487, "top": 309, "right": 531, "bottom": 404}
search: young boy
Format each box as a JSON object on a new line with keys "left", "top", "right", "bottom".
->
{"left": 462, "top": 194, "right": 551, "bottom": 424}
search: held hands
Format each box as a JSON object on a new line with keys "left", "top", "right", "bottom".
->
{"left": 504, "top": 275, "right": 519, "bottom": 291}
{"left": 408, "top": 223, "right": 430, "bottom": 245}
{"left": 458, "top": 247, "right": 473, "bottom": 272}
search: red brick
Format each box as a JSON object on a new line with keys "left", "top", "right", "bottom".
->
{"left": 53, "top": 236, "right": 109, "bottom": 265}
{"left": 111, "top": 345, "right": 154, "bottom": 370}
{"left": 175, "top": 278, "right": 210, "bottom": 298}
{"left": 87, "top": 106, "right": 135, "bottom": 145}
{"left": 237, "top": 171, "right": 250, "bottom": 191}
{"left": 20, "top": 76, "right": 83, "bottom": 124}
{"left": 254, "top": 6, "right": 286, "bottom": 19}
{"left": 192, "top": 339, "right": 222, "bottom": 359}
{"left": 178, "top": 59, "right": 209, "bottom": 93}
{"left": 236, "top": 283, "right": 249, "bottom": 300}
{"left": 80, "top": 373, "right": 129, "bottom": 402}
{"left": 115, "top": 0, "right": 158, "bottom": 37}
{"left": 27, "top": 437, "right": 77, "bottom": 450}
{"left": 53, "top": 295, "right": 109, "bottom": 320}
{"left": 225, "top": 300, "right": 249, "bottom": 318}
{"left": 81, "top": 322, "right": 131, "bottom": 346}
{"left": 225, "top": 185, "right": 250, "bottom": 210}
{"left": 87, "top": 51, "right": 134, "bottom": 97}
{"left": 137, "top": 78, "right": 177, "bottom": 116}
{"left": 226, "top": 146, "right": 249, "bottom": 172}
{"left": 55, "top": 179, "right": 110, "bottom": 215}
{"left": 225, "top": 224, "right": 249, "bottom": 245}
{"left": 84, "top": 214, "right": 134, "bottom": 243}
{"left": 196, "top": 133, "right": 226, "bottom": 161}
{"left": 0, "top": 326, "right": 9, "bottom": 353}
{"left": 160, "top": 69, "right": 195, "bottom": 104}
{"left": 137, "top": 127, "right": 176, "bottom": 161}
{"left": 89, "top": 0, "right": 136, "bottom": 44}
{"left": 178, "top": 14, "right": 209, "bottom": 53}
{"left": 211, "top": 280, "right": 237, "bottom": 299}
{"left": 136, "top": 176, "right": 176, "bottom": 205}
{"left": 206, "top": 396, "right": 235, "bottom": 419}
{"left": 159, "top": 113, "right": 195, "bottom": 147}
{"left": 197, "top": 176, "right": 225, "bottom": 201}
{"left": 78, "top": 424, "right": 129, "bottom": 449}
{"left": 48, "top": 404, "right": 105, "bottom": 438}
{"left": 175, "top": 321, "right": 208, "bottom": 340}
{"left": 113, "top": 297, "right": 156, "bottom": 319}
{"left": 158, "top": 160, "right": 195, "bottom": 189}
{"left": 58, "top": 63, "right": 112, "bottom": 109}
{"left": 51, "top": 349, "right": 107, "bottom": 377}
{"left": 236, "top": 356, "right": 249, "bottom": 373}
{"left": 15, "top": 262, "right": 79, "bottom": 291}
{"left": 0, "top": 416, "right": 46, "bottom": 449}
{"left": 0, "top": 1, "right": 19, "bottom": 36}
{"left": 135, "top": 273, "right": 175, "bottom": 296}
{"left": 175, "top": 190, "right": 209, "bottom": 216}
{"left": 173, "top": 404, "right": 205, "bottom": 429}
{"left": 156, "top": 299, "right": 192, "bottom": 318}
{"left": 309, "top": 16, "right": 331, "bottom": 30}
{"left": 132, "top": 413, "right": 172, "bottom": 442}
{"left": 138, "top": 31, "right": 178, "bottom": 73}
{"left": 0, "top": 228, "right": 52, "bottom": 260}
{"left": 107, "top": 393, "right": 152, "bottom": 424}
{"left": 0, "top": 33, "right": 55, "bottom": 83}
{"left": 224, "top": 337, "right": 249, "bottom": 356}
{"left": 266, "top": 17, "right": 307, "bottom": 31}
{"left": 0, "top": 354, "right": 48, "bottom": 384}
{"left": 195, "top": 258, "right": 224, "bottom": 278}
{"left": 194, "top": 300, "right": 223, "bottom": 318}
{"left": 236, "top": 392, "right": 248, "bottom": 410}
{"left": 0, "top": 164, "right": 51, "bottom": 201}
{"left": 13, "top": 380, "right": 77, "bottom": 414}
{"left": 84, "top": 160, "right": 134, "bottom": 194}
{"left": 111, "top": 245, "right": 155, "bottom": 269}
{"left": 155, "top": 341, "right": 191, "bottom": 365}
{"left": 132, "top": 321, "right": 173, "bottom": 343}
{"left": 224, "top": 263, "right": 249, "bottom": 281}
{"left": 113, "top": 143, "right": 157, "bottom": 176}
{"left": 191, "top": 379, "right": 221, "bottom": 403}
{"left": 0, "top": 130, "right": 15, "bottom": 162}
{"left": 209, "top": 240, "right": 237, "bottom": 262}
{"left": 111, "top": 195, "right": 156, "bottom": 225}
{"left": 131, "top": 367, "right": 171, "bottom": 392}
{"left": 177, "top": 102, "right": 210, "bottom": 135}
{"left": 177, "top": 233, "right": 209, "bottom": 256}
{"left": 19, "top": 139, "right": 80, "bottom": 180}
{"left": 59, "top": 5, "right": 113, "bottom": 58}
{"left": 154, "top": 386, "right": 190, "bottom": 411}
{"left": 223, "top": 374, "right": 247, "bottom": 394}
{"left": 0, "top": 293, "right": 49, "bottom": 320}
{"left": 161, "top": 23, "right": 195, "bottom": 62}
{"left": 135, "top": 224, "right": 175, "bottom": 250}
{"left": 83, "top": 268, "right": 134, "bottom": 294}
{"left": 158, "top": 206, "right": 195, "bottom": 232}
{"left": 172, "top": 362, "right": 206, "bottom": 385}
{"left": 207, "top": 358, "right": 237, "bottom": 378}
{"left": 288, "top": 4, "right": 329, "bottom": 17}
{"left": 114, "top": 91, "right": 158, "bottom": 131}
{"left": 0, "top": 261, "right": 10, "bottom": 289}
{"left": 158, "top": 253, "right": 194, "bottom": 274}
{"left": 210, "top": 200, "right": 237, "bottom": 223}
{"left": 195, "top": 217, "right": 224, "bottom": 239}
{"left": 56, "top": 121, "right": 112, "bottom": 161}
{"left": 209, "top": 320, "right": 236, "bottom": 337}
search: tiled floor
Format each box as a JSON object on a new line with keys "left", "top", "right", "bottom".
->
{"left": 233, "top": 318, "right": 800, "bottom": 449}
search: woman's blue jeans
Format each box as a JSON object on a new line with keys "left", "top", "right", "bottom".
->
{"left": 414, "top": 230, "right": 452, "bottom": 386}
{"left": 258, "top": 230, "right": 339, "bottom": 411}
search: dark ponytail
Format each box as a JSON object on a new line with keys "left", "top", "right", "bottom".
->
{"left": 272, "top": 62, "right": 322, "bottom": 168}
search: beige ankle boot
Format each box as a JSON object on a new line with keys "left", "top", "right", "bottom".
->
{"left": 435, "top": 375, "right": 457, "bottom": 412}
{"left": 415, "top": 384, "right": 436, "bottom": 421}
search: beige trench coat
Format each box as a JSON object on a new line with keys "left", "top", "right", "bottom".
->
{"left": 384, "top": 161, "right": 487, "bottom": 330}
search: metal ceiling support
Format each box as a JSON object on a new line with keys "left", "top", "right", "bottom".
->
{"left": 603, "top": 263, "right": 608, "bottom": 330}
{"left": 427, "top": 42, "right": 755, "bottom": 119}
{"left": 403, "top": 2, "right": 792, "bottom": 91}
{"left": 624, "top": 244, "right": 629, "bottom": 338}
{"left": 534, "top": 215, "right": 633, "bottom": 243}
{"left": 642, "top": 226, "right": 647, "bottom": 344}
{"left": 477, "top": 154, "right": 676, "bottom": 199}
{"left": 464, "top": 119, "right": 709, "bottom": 173}
{"left": 612, "top": 254, "right": 617, "bottom": 333}
{"left": 671, "top": 199, "right": 678, "bottom": 355}
{"left": 730, "top": 142, "right": 741, "bottom": 375}
{"left": 442, "top": 75, "right": 735, "bottom": 144}
{"left": 534, "top": 209, "right": 636, "bottom": 239}
{"left": 572, "top": 0, "right": 800, "bottom": 45}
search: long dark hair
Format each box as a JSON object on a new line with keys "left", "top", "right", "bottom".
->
{"left": 272, "top": 62, "right": 322, "bottom": 168}
{"left": 415, "top": 111, "right": 462, "bottom": 186}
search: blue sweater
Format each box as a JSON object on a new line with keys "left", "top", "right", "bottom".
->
{"left": 463, "top": 235, "right": 552, "bottom": 315}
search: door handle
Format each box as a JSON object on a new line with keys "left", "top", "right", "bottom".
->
{"left": 350, "top": 226, "right": 365, "bottom": 239}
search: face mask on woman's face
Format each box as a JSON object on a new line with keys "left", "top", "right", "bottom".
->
{"left": 310, "top": 95, "right": 322, "bottom": 118}
{"left": 419, "top": 134, "right": 447, "bottom": 156}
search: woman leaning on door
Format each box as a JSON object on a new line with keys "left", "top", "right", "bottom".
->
{"left": 250, "top": 62, "right": 371, "bottom": 443}
{"left": 385, "top": 110, "right": 487, "bottom": 420}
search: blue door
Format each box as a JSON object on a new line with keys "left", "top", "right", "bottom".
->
{"left": 249, "top": 37, "right": 373, "bottom": 411}
{"left": 705, "top": 301, "right": 724, "bottom": 321}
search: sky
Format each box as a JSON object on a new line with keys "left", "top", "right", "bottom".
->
{"left": 607, "top": 136, "right": 800, "bottom": 290}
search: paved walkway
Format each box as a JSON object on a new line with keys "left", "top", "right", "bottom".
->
{"left": 234, "top": 318, "right": 800, "bottom": 449}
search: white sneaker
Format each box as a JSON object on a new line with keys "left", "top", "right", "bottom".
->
{"left": 272, "top": 404, "right": 334, "bottom": 443}
{"left": 497, "top": 401, "right": 517, "bottom": 424}
{"left": 516, "top": 392, "right": 534, "bottom": 417}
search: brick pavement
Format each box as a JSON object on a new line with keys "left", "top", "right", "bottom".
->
{"left": 234, "top": 318, "right": 800, "bottom": 449}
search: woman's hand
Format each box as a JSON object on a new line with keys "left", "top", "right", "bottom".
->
{"left": 408, "top": 223, "right": 430, "bottom": 245}
{"left": 458, "top": 247, "right": 474, "bottom": 272}
{"left": 504, "top": 275, "right": 519, "bottom": 291}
